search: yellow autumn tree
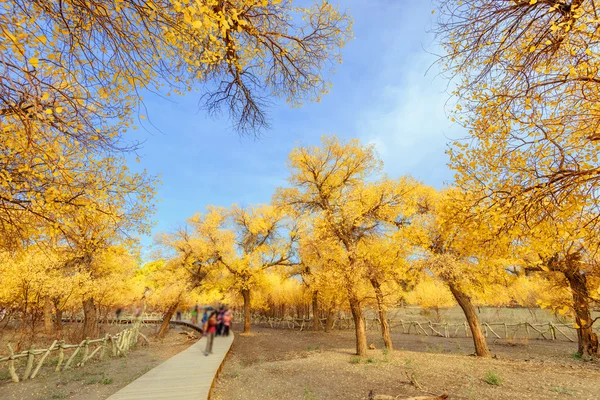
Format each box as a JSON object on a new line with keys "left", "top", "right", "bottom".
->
{"left": 0, "top": 247, "right": 85, "bottom": 342}
{"left": 53, "top": 188, "right": 154, "bottom": 338}
{"left": 435, "top": 0, "right": 600, "bottom": 357}
{"left": 2, "top": 0, "right": 352, "bottom": 134}
{"left": 0, "top": 243, "right": 141, "bottom": 343}
{"left": 1, "top": 0, "right": 351, "bottom": 251}
{"left": 355, "top": 233, "right": 414, "bottom": 350}
{"left": 411, "top": 188, "right": 519, "bottom": 357}
{"left": 404, "top": 276, "right": 456, "bottom": 322}
{"left": 295, "top": 234, "right": 349, "bottom": 331}
{"left": 151, "top": 213, "right": 230, "bottom": 337}
{"left": 81, "top": 245, "right": 144, "bottom": 330}
{"left": 508, "top": 210, "right": 600, "bottom": 356}
{"left": 0, "top": 134, "right": 157, "bottom": 251}
{"left": 276, "top": 136, "right": 424, "bottom": 356}
{"left": 297, "top": 229, "right": 350, "bottom": 331}
{"left": 246, "top": 272, "right": 309, "bottom": 320}
{"left": 436, "top": 0, "right": 600, "bottom": 215}
{"left": 179, "top": 204, "right": 297, "bottom": 333}
{"left": 356, "top": 183, "right": 435, "bottom": 350}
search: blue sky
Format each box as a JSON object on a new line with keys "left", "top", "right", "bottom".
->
{"left": 128, "top": 0, "right": 465, "bottom": 249}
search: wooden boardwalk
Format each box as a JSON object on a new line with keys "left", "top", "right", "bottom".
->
{"left": 107, "top": 329, "right": 234, "bottom": 400}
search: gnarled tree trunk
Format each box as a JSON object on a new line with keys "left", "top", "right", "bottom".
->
{"left": 158, "top": 302, "right": 178, "bottom": 338}
{"left": 43, "top": 296, "right": 53, "bottom": 334}
{"left": 82, "top": 297, "right": 97, "bottom": 339}
{"left": 564, "top": 271, "right": 599, "bottom": 356}
{"left": 325, "top": 309, "right": 335, "bottom": 333}
{"left": 312, "top": 290, "right": 319, "bottom": 331}
{"left": 242, "top": 288, "right": 251, "bottom": 333}
{"left": 370, "top": 277, "right": 393, "bottom": 351}
{"left": 448, "top": 282, "right": 491, "bottom": 358}
{"left": 54, "top": 306, "right": 63, "bottom": 334}
{"left": 348, "top": 294, "right": 368, "bottom": 356}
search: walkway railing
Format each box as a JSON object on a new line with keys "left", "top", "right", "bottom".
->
{"left": 0, "top": 324, "right": 143, "bottom": 383}
{"left": 1, "top": 316, "right": 203, "bottom": 383}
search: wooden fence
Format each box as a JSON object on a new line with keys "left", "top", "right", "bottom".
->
{"left": 387, "top": 320, "right": 587, "bottom": 342}
{"left": 236, "top": 313, "right": 599, "bottom": 343}
{"left": 0, "top": 324, "right": 145, "bottom": 383}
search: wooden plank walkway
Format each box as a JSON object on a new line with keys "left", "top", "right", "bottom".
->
{"left": 107, "top": 329, "right": 234, "bottom": 400}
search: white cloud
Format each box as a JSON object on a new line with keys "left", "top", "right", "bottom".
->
{"left": 357, "top": 51, "right": 463, "bottom": 187}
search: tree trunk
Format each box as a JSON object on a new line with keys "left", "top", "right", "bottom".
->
{"left": 242, "top": 289, "right": 251, "bottom": 333}
{"left": 54, "top": 307, "right": 63, "bottom": 335}
{"left": 43, "top": 296, "right": 53, "bottom": 334}
{"left": 348, "top": 294, "right": 368, "bottom": 356}
{"left": 448, "top": 282, "right": 491, "bottom": 358}
{"left": 312, "top": 290, "right": 319, "bottom": 331}
{"left": 157, "top": 302, "right": 178, "bottom": 338}
{"left": 82, "top": 297, "right": 97, "bottom": 339}
{"left": 370, "top": 278, "right": 393, "bottom": 351}
{"left": 325, "top": 309, "right": 335, "bottom": 333}
{"left": 564, "top": 271, "right": 599, "bottom": 356}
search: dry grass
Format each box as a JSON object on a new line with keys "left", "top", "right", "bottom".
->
{"left": 0, "top": 325, "right": 196, "bottom": 400}
{"left": 212, "top": 325, "right": 600, "bottom": 400}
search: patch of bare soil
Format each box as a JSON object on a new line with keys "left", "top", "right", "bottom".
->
{"left": 211, "top": 325, "right": 600, "bottom": 400}
{"left": 0, "top": 325, "right": 197, "bottom": 400}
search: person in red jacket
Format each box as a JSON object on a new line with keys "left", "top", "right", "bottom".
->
{"left": 223, "top": 309, "right": 232, "bottom": 337}
{"left": 204, "top": 311, "right": 218, "bottom": 356}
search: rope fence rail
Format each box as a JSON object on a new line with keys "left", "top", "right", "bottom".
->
{"left": 234, "top": 312, "right": 599, "bottom": 343}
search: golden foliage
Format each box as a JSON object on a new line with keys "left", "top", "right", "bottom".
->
{"left": 405, "top": 276, "right": 455, "bottom": 310}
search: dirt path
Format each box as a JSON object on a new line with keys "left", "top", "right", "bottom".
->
{"left": 211, "top": 326, "right": 600, "bottom": 400}
{"left": 0, "top": 325, "right": 198, "bottom": 400}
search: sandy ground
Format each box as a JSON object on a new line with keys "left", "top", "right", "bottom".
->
{"left": 211, "top": 325, "right": 600, "bottom": 400}
{"left": 0, "top": 325, "right": 197, "bottom": 400}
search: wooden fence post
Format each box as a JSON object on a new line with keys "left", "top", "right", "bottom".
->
{"left": 31, "top": 340, "right": 57, "bottom": 379}
{"left": 504, "top": 323, "right": 508, "bottom": 339}
{"left": 79, "top": 339, "right": 90, "bottom": 367}
{"left": 124, "top": 330, "right": 129, "bottom": 351}
{"left": 116, "top": 333, "right": 123, "bottom": 355}
{"left": 100, "top": 334, "right": 109, "bottom": 360}
{"left": 23, "top": 344, "right": 35, "bottom": 380}
{"left": 553, "top": 324, "right": 576, "bottom": 342}
{"left": 55, "top": 341, "right": 65, "bottom": 372}
{"left": 7, "top": 344, "right": 19, "bottom": 382}
{"left": 120, "top": 330, "right": 126, "bottom": 352}
{"left": 111, "top": 335, "right": 117, "bottom": 357}
{"left": 64, "top": 340, "right": 85, "bottom": 370}
{"left": 124, "top": 329, "right": 130, "bottom": 352}
{"left": 549, "top": 322, "right": 556, "bottom": 340}
{"left": 84, "top": 343, "right": 103, "bottom": 364}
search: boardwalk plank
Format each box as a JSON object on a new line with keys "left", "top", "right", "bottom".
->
{"left": 107, "top": 328, "right": 233, "bottom": 400}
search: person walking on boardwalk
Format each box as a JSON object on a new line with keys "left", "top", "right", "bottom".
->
{"left": 201, "top": 308, "right": 209, "bottom": 325}
{"left": 223, "top": 308, "right": 232, "bottom": 337}
{"left": 216, "top": 305, "right": 225, "bottom": 336}
{"left": 204, "top": 311, "right": 218, "bottom": 356}
{"left": 115, "top": 308, "right": 122, "bottom": 320}
{"left": 191, "top": 305, "right": 199, "bottom": 325}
